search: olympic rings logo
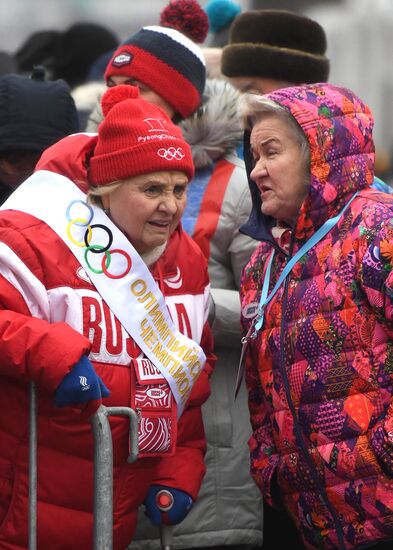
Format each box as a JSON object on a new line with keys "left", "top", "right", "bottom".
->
{"left": 66, "top": 200, "right": 132, "bottom": 280}
{"left": 157, "top": 147, "right": 185, "bottom": 161}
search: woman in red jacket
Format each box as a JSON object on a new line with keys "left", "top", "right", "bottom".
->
{"left": 0, "top": 85, "right": 215, "bottom": 549}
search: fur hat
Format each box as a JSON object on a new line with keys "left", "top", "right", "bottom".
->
{"left": 89, "top": 85, "right": 194, "bottom": 185}
{"left": 104, "top": 26, "right": 206, "bottom": 119}
{"left": 0, "top": 66, "right": 79, "bottom": 155}
{"left": 221, "top": 9, "right": 330, "bottom": 84}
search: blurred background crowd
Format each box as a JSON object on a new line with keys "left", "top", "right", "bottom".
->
{"left": 0, "top": 2, "right": 392, "bottom": 549}
{"left": 1, "top": 0, "right": 393, "bottom": 181}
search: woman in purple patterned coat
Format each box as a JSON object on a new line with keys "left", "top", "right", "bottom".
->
{"left": 238, "top": 82, "right": 393, "bottom": 550}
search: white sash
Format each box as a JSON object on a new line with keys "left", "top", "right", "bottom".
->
{"left": 1, "top": 170, "right": 206, "bottom": 416}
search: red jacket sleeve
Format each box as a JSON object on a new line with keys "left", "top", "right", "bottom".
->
{"left": 0, "top": 221, "right": 91, "bottom": 391}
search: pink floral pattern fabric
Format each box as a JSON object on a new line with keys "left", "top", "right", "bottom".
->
{"left": 240, "top": 83, "right": 393, "bottom": 549}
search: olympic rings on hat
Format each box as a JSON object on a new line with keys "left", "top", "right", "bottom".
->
{"left": 101, "top": 249, "right": 132, "bottom": 279}
{"left": 66, "top": 199, "right": 132, "bottom": 280}
{"left": 84, "top": 224, "right": 113, "bottom": 253}
{"left": 157, "top": 147, "right": 185, "bottom": 161}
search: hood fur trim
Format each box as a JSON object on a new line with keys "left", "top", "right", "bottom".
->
{"left": 179, "top": 78, "right": 243, "bottom": 169}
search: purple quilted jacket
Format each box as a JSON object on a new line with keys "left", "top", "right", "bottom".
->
{"left": 240, "top": 83, "right": 393, "bottom": 549}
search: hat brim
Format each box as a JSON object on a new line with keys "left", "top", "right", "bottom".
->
{"left": 221, "top": 43, "right": 330, "bottom": 84}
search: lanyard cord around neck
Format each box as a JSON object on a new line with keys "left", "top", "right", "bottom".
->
{"left": 250, "top": 192, "right": 359, "bottom": 338}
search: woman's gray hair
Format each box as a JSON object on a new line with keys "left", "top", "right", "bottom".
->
{"left": 239, "top": 93, "right": 310, "bottom": 163}
{"left": 87, "top": 180, "right": 123, "bottom": 207}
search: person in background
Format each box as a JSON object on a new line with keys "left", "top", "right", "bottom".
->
{"left": 179, "top": 77, "right": 263, "bottom": 549}
{"left": 88, "top": 5, "right": 263, "bottom": 547}
{"left": 0, "top": 84, "right": 215, "bottom": 549}
{"left": 132, "top": 78, "right": 263, "bottom": 550}
{"left": 204, "top": 0, "right": 242, "bottom": 48}
{"left": 239, "top": 82, "right": 393, "bottom": 550}
{"left": 86, "top": 0, "right": 208, "bottom": 131}
{"left": 221, "top": 8, "right": 392, "bottom": 195}
{"left": 14, "top": 29, "right": 61, "bottom": 75}
{"left": 14, "top": 22, "right": 118, "bottom": 90}
{"left": 0, "top": 65, "right": 79, "bottom": 204}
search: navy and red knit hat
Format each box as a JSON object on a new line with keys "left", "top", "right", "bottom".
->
{"left": 104, "top": 25, "right": 206, "bottom": 119}
{"left": 89, "top": 85, "right": 194, "bottom": 185}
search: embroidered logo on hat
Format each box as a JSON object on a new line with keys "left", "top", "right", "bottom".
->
{"left": 112, "top": 51, "right": 133, "bottom": 67}
{"left": 158, "top": 147, "right": 185, "bottom": 161}
{"left": 144, "top": 118, "right": 170, "bottom": 133}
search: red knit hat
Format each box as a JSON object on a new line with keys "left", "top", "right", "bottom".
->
{"left": 89, "top": 85, "right": 194, "bottom": 186}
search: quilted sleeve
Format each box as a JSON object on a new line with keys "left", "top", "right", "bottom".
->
{"left": 244, "top": 349, "right": 280, "bottom": 507}
{"left": 361, "top": 216, "right": 393, "bottom": 474}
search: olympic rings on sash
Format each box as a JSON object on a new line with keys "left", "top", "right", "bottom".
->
{"left": 66, "top": 200, "right": 132, "bottom": 279}
{"left": 101, "top": 249, "right": 132, "bottom": 279}
{"left": 67, "top": 218, "right": 92, "bottom": 247}
{"left": 66, "top": 200, "right": 94, "bottom": 226}
{"left": 85, "top": 244, "right": 111, "bottom": 274}
{"left": 84, "top": 224, "right": 113, "bottom": 253}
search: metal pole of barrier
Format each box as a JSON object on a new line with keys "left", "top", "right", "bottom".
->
{"left": 28, "top": 382, "right": 37, "bottom": 550}
{"left": 160, "top": 525, "right": 174, "bottom": 550}
{"left": 90, "top": 405, "right": 139, "bottom": 550}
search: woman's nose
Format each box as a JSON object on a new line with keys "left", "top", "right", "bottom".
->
{"left": 158, "top": 193, "right": 177, "bottom": 214}
{"left": 250, "top": 158, "right": 267, "bottom": 182}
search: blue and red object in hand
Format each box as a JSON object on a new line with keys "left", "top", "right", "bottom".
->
{"left": 144, "top": 485, "right": 193, "bottom": 526}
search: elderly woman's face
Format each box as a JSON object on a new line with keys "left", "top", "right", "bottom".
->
{"left": 250, "top": 113, "right": 309, "bottom": 225}
{"left": 102, "top": 171, "right": 188, "bottom": 254}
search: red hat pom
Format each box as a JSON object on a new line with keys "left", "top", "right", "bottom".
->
{"left": 101, "top": 85, "right": 139, "bottom": 117}
{"left": 159, "top": 0, "right": 209, "bottom": 44}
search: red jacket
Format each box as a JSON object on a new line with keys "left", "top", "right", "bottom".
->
{"left": 0, "top": 134, "right": 215, "bottom": 550}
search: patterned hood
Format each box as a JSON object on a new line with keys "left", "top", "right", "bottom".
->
{"left": 242, "top": 83, "right": 375, "bottom": 242}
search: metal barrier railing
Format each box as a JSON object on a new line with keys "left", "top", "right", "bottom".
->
{"left": 28, "top": 383, "right": 173, "bottom": 549}
{"left": 28, "top": 383, "right": 139, "bottom": 549}
{"left": 28, "top": 382, "right": 37, "bottom": 550}
{"left": 90, "top": 405, "right": 139, "bottom": 548}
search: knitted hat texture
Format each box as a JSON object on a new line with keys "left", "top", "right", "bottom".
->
{"left": 104, "top": 26, "right": 206, "bottom": 118}
{"left": 89, "top": 85, "right": 194, "bottom": 185}
{"left": 160, "top": 0, "right": 209, "bottom": 44}
{"left": 0, "top": 69, "right": 78, "bottom": 154}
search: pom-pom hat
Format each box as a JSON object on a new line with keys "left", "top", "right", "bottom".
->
{"left": 104, "top": 25, "right": 206, "bottom": 119}
{"left": 89, "top": 85, "right": 194, "bottom": 186}
{"left": 204, "top": 0, "right": 241, "bottom": 47}
{"left": 221, "top": 9, "right": 330, "bottom": 84}
{"left": 160, "top": 0, "right": 209, "bottom": 44}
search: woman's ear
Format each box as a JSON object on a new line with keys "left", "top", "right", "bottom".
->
{"left": 101, "top": 194, "right": 110, "bottom": 212}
